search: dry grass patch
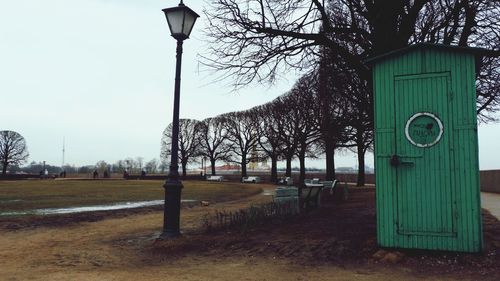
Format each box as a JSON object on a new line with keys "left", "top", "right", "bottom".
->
{"left": 0, "top": 180, "right": 262, "bottom": 213}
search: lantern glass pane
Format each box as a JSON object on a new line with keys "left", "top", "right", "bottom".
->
{"left": 166, "top": 9, "right": 185, "bottom": 35}
{"left": 182, "top": 11, "right": 198, "bottom": 37}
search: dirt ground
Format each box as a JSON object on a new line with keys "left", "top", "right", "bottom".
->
{"left": 1, "top": 186, "right": 499, "bottom": 281}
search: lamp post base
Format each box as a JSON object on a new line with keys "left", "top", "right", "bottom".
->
{"left": 159, "top": 179, "right": 183, "bottom": 239}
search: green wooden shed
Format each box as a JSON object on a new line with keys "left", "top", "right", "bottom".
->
{"left": 369, "top": 43, "right": 489, "bottom": 252}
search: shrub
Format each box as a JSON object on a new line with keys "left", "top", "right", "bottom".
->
{"left": 202, "top": 200, "right": 299, "bottom": 233}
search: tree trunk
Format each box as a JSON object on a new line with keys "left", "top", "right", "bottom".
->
{"left": 210, "top": 158, "right": 216, "bottom": 175}
{"left": 285, "top": 155, "right": 292, "bottom": 177}
{"left": 298, "top": 152, "right": 306, "bottom": 184}
{"left": 325, "top": 142, "right": 336, "bottom": 181}
{"left": 270, "top": 156, "right": 278, "bottom": 183}
{"left": 356, "top": 130, "right": 366, "bottom": 186}
{"left": 319, "top": 53, "right": 335, "bottom": 182}
{"left": 181, "top": 161, "right": 187, "bottom": 179}
{"left": 241, "top": 157, "right": 247, "bottom": 178}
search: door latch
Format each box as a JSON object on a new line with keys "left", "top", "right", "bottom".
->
{"left": 390, "top": 154, "right": 400, "bottom": 167}
{"left": 390, "top": 154, "right": 414, "bottom": 167}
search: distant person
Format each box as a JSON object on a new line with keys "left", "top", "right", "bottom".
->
{"left": 123, "top": 170, "right": 129, "bottom": 179}
{"left": 141, "top": 170, "right": 146, "bottom": 179}
{"left": 277, "top": 176, "right": 285, "bottom": 185}
{"left": 93, "top": 170, "right": 98, "bottom": 179}
{"left": 103, "top": 170, "right": 109, "bottom": 178}
{"left": 63, "top": 170, "right": 66, "bottom": 178}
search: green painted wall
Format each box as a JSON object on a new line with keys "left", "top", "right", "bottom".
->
{"left": 372, "top": 45, "right": 482, "bottom": 252}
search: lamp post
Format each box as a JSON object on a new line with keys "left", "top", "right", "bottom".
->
{"left": 160, "top": 0, "right": 199, "bottom": 239}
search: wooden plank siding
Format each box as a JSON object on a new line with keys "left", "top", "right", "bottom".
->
{"left": 372, "top": 45, "right": 483, "bottom": 252}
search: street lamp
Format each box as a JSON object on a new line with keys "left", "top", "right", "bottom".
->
{"left": 160, "top": 0, "right": 199, "bottom": 239}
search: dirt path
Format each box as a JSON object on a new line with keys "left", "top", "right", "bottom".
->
{"left": 0, "top": 187, "right": 498, "bottom": 281}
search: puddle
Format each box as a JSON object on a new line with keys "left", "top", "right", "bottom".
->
{"left": 0, "top": 199, "right": 23, "bottom": 203}
{"left": 0, "top": 199, "right": 198, "bottom": 216}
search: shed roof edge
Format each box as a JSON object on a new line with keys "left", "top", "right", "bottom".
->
{"left": 365, "top": 43, "right": 496, "bottom": 65}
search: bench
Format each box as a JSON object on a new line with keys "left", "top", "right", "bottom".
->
{"left": 299, "top": 179, "right": 343, "bottom": 209}
{"left": 325, "top": 179, "right": 348, "bottom": 201}
{"left": 206, "top": 175, "right": 224, "bottom": 182}
{"left": 321, "top": 179, "right": 338, "bottom": 195}
{"left": 304, "top": 178, "right": 321, "bottom": 184}
{"left": 242, "top": 176, "right": 261, "bottom": 183}
{"left": 300, "top": 183, "right": 323, "bottom": 209}
{"left": 273, "top": 186, "right": 300, "bottom": 214}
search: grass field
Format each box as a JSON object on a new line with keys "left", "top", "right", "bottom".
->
{"left": 0, "top": 179, "right": 263, "bottom": 213}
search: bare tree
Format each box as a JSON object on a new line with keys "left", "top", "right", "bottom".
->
{"left": 273, "top": 95, "right": 300, "bottom": 178}
{"left": 313, "top": 49, "right": 354, "bottom": 180}
{"left": 113, "top": 160, "right": 126, "bottom": 173}
{"left": 476, "top": 56, "right": 500, "bottom": 122}
{"left": 145, "top": 159, "right": 159, "bottom": 174}
{"left": 95, "top": 160, "right": 109, "bottom": 174}
{"left": 203, "top": 0, "right": 365, "bottom": 86}
{"left": 159, "top": 160, "right": 168, "bottom": 174}
{"left": 161, "top": 119, "right": 202, "bottom": 178}
{"left": 0, "top": 130, "right": 29, "bottom": 175}
{"left": 124, "top": 157, "right": 138, "bottom": 174}
{"left": 287, "top": 75, "right": 321, "bottom": 184}
{"left": 136, "top": 157, "right": 144, "bottom": 172}
{"left": 197, "top": 117, "right": 233, "bottom": 175}
{"left": 255, "top": 102, "right": 285, "bottom": 183}
{"left": 221, "top": 110, "right": 260, "bottom": 178}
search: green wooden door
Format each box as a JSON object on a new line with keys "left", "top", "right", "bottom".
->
{"left": 394, "top": 72, "right": 456, "bottom": 237}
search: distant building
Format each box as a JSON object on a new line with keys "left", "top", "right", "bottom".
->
{"left": 216, "top": 164, "right": 240, "bottom": 171}
{"left": 336, "top": 167, "right": 356, "bottom": 174}
{"left": 248, "top": 145, "right": 270, "bottom": 171}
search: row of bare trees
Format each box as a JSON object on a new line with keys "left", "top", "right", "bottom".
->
{"left": 94, "top": 158, "right": 165, "bottom": 175}
{"left": 161, "top": 60, "right": 366, "bottom": 184}
{"left": 162, "top": 1, "right": 500, "bottom": 185}
{"left": 201, "top": 0, "right": 500, "bottom": 185}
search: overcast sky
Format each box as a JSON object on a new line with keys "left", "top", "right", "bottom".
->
{"left": 1, "top": 0, "right": 499, "bottom": 170}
